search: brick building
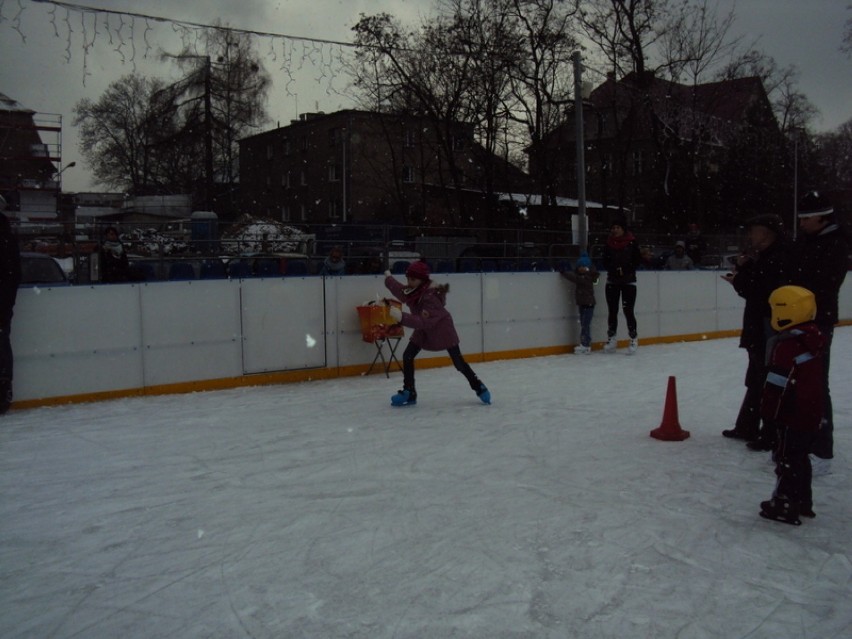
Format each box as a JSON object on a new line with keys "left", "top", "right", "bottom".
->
{"left": 239, "top": 110, "right": 533, "bottom": 230}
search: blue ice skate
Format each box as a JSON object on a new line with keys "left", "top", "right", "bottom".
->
{"left": 476, "top": 384, "right": 491, "bottom": 405}
{"left": 391, "top": 388, "right": 417, "bottom": 407}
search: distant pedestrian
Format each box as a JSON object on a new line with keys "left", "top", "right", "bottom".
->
{"left": 99, "top": 226, "right": 131, "bottom": 283}
{"left": 684, "top": 222, "right": 707, "bottom": 265}
{"left": 384, "top": 261, "right": 490, "bottom": 406}
{"left": 319, "top": 246, "right": 346, "bottom": 276}
{"left": 602, "top": 218, "right": 641, "bottom": 354}
{"left": 665, "top": 241, "right": 695, "bottom": 270}
{"left": 758, "top": 286, "right": 825, "bottom": 526}
{"left": 0, "top": 203, "right": 21, "bottom": 414}
{"left": 789, "top": 191, "right": 849, "bottom": 467}
{"left": 561, "top": 253, "right": 599, "bottom": 353}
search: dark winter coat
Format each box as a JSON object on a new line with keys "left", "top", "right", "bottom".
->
{"left": 561, "top": 267, "right": 599, "bottom": 306}
{"left": 602, "top": 233, "right": 641, "bottom": 285}
{"left": 385, "top": 276, "right": 460, "bottom": 351}
{"left": 0, "top": 214, "right": 21, "bottom": 323}
{"left": 732, "top": 238, "right": 790, "bottom": 352}
{"left": 761, "top": 322, "right": 825, "bottom": 431}
{"left": 100, "top": 241, "right": 131, "bottom": 283}
{"left": 789, "top": 223, "right": 849, "bottom": 327}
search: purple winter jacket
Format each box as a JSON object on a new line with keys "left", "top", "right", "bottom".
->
{"left": 385, "top": 276, "right": 460, "bottom": 351}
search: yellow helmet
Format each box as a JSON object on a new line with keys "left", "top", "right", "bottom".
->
{"left": 769, "top": 286, "right": 816, "bottom": 331}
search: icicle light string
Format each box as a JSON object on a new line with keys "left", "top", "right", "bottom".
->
{"left": 5, "top": 0, "right": 357, "bottom": 91}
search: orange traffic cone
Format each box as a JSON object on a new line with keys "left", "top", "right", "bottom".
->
{"left": 650, "top": 376, "right": 690, "bottom": 441}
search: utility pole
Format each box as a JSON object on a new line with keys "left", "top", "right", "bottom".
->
{"left": 203, "top": 55, "right": 213, "bottom": 213}
{"left": 572, "top": 51, "right": 588, "bottom": 253}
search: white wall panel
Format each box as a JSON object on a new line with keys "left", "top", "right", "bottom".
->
{"left": 140, "top": 280, "right": 243, "bottom": 385}
{"left": 482, "top": 273, "right": 572, "bottom": 351}
{"left": 15, "top": 284, "right": 144, "bottom": 399}
{"left": 9, "top": 272, "right": 852, "bottom": 404}
{"left": 241, "top": 277, "right": 326, "bottom": 373}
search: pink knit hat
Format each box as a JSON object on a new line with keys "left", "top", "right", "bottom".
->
{"left": 405, "top": 260, "right": 431, "bottom": 280}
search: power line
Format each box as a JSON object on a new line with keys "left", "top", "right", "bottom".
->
{"left": 30, "top": 0, "right": 359, "bottom": 48}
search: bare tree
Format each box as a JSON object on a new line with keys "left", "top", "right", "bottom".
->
{"left": 716, "top": 50, "right": 817, "bottom": 134}
{"left": 505, "top": 0, "right": 578, "bottom": 204}
{"left": 73, "top": 74, "right": 171, "bottom": 193}
{"left": 165, "top": 25, "right": 271, "bottom": 211}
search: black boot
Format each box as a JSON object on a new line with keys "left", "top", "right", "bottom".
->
{"left": 760, "top": 498, "right": 801, "bottom": 525}
{"left": 722, "top": 427, "right": 757, "bottom": 441}
{"left": 0, "top": 378, "right": 11, "bottom": 415}
{"left": 747, "top": 437, "right": 776, "bottom": 451}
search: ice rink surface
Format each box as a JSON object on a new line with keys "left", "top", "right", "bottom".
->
{"left": 2, "top": 330, "right": 850, "bottom": 638}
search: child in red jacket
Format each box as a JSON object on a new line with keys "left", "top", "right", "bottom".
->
{"left": 759, "top": 286, "right": 826, "bottom": 525}
{"left": 385, "top": 261, "right": 489, "bottom": 407}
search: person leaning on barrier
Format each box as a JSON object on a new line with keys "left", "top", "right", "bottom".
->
{"left": 319, "top": 246, "right": 347, "bottom": 276}
{"left": 664, "top": 241, "right": 695, "bottom": 270}
{"left": 0, "top": 199, "right": 21, "bottom": 414}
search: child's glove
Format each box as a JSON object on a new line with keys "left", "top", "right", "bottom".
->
{"left": 384, "top": 270, "right": 392, "bottom": 277}
{"left": 388, "top": 306, "right": 403, "bottom": 322}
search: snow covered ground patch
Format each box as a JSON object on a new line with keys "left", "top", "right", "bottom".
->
{"left": 1, "top": 331, "right": 850, "bottom": 638}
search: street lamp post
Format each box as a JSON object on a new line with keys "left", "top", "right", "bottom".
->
{"left": 572, "top": 51, "right": 588, "bottom": 254}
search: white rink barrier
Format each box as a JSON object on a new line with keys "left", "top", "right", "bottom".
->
{"left": 12, "top": 271, "right": 852, "bottom": 406}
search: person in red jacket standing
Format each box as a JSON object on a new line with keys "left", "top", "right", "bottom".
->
{"left": 384, "top": 260, "right": 489, "bottom": 407}
{"left": 759, "top": 286, "right": 826, "bottom": 526}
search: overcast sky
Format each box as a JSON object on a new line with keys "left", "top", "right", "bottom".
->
{"left": 1, "top": 0, "right": 849, "bottom": 192}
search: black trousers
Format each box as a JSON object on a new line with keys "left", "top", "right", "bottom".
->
{"left": 605, "top": 282, "right": 637, "bottom": 339}
{"left": 402, "top": 342, "right": 481, "bottom": 392}
{"left": 773, "top": 426, "right": 816, "bottom": 509}
{"left": 810, "top": 326, "right": 834, "bottom": 459}
{"left": 0, "top": 312, "right": 13, "bottom": 383}
{"left": 734, "top": 346, "right": 766, "bottom": 438}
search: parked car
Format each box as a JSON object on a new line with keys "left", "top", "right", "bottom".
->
{"left": 20, "top": 252, "right": 70, "bottom": 286}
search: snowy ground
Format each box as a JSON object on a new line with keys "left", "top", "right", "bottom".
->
{"left": 1, "top": 330, "right": 850, "bottom": 639}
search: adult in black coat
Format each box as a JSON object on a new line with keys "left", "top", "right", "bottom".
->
{"left": 0, "top": 206, "right": 22, "bottom": 414}
{"left": 789, "top": 191, "right": 850, "bottom": 460}
{"left": 601, "top": 217, "right": 641, "bottom": 353}
{"left": 721, "top": 214, "right": 790, "bottom": 444}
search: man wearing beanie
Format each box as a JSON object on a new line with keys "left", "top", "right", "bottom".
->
{"left": 789, "top": 191, "right": 849, "bottom": 465}
{"left": 383, "top": 260, "right": 490, "bottom": 406}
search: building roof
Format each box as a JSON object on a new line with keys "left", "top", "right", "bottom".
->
{"left": 0, "top": 92, "right": 33, "bottom": 114}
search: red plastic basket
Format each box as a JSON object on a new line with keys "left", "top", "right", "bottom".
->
{"left": 356, "top": 302, "right": 404, "bottom": 343}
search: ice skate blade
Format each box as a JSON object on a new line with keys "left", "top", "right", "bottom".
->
{"left": 759, "top": 510, "right": 801, "bottom": 526}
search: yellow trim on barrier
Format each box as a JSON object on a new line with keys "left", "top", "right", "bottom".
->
{"left": 7, "top": 323, "right": 848, "bottom": 411}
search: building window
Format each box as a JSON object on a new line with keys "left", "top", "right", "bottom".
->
{"left": 632, "top": 150, "right": 644, "bottom": 176}
{"left": 266, "top": 143, "right": 274, "bottom": 159}
{"left": 300, "top": 203, "right": 308, "bottom": 221}
{"left": 282, "top": 172, "right": 291, "bottom": 188}
{"left": 282, "top": 205, "right": 291, "bottom": 222}
{"left": 300, "top": 170, "right": 307, "bottom": 186}
{"left": 265, "top": 175, "right": 271, "bottom": 188}
{"left": 402, "top": 166, "right": 415, "bottom": 183}
{"left": 301, "top": 136, "right": 309, "bottom": 151}
{"left": 284, "top": 138, "right": 291, "bottom": 156}
{"left": 328, "top": 164, "right": 341, "bottom": 182}
{"left": 329, "top": 199, "right": 342, "bottom": 219}
{"left": 404, "top": 129, "right": 416, "bottom": 147}
{"left": 329, "top": 127, "right": 341, "bottom": 146}
{"left": 452, "top": 135, "right": 465, "bottom": 151}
